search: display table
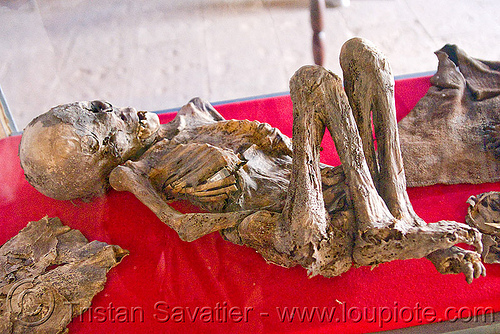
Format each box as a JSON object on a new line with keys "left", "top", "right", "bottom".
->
{"left": 1, "top": 75, "right": 499, "bottom": 333}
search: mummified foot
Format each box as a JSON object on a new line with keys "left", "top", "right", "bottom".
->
{"left": 427, "top": 246, "right": 486, "bottom": 284}
{"left": 353, "top": 220, "right": 483, "bottom": 267}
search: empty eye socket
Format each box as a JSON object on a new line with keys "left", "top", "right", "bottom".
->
{"left": 91, "top": 100, "right": 113, "bottom": 113}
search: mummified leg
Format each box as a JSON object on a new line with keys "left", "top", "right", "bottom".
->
{"left": 278, "top": 71, "right": 356, "bottom": 276}
{"left": 336, "top": 38, "right": 483, "bottom": 268}
{"left": 290, "top": 66, "right": 393, "bottom": 232}
{"left": 290, "top": 64, "right": 482, "bottom": 270}
{"left": 279, "top": 72, "right": 330, "bottom": 265}
{"left": 231, "top": 71, "right": 356, "bottom": 277}
{"left": 340, "top": 37, "right": 418, "bottom": 222}
{"left": 339, "top": 38, "right": 482, "bottom": 281}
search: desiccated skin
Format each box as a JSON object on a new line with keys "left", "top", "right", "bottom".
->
{"left": 19, "top": 38, "right": 484, "bottom": 283}
{"left": 0, "top": 217, "right": 128, "bottom": 333}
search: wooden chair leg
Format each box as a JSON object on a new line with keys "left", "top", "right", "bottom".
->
{"left": 310, "top": 0, "right": 326, "bottom": 66}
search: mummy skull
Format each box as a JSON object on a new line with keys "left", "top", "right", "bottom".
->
{"left": 19, "top": 100, "right": 160, "bottom": 200}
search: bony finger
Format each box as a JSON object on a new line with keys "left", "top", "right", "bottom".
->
{"left": 480, "top": 262, "right": 487, "bottom": 277}
{"left": 464, "top": 262, "right": 474, "bottom": 284}
{"left": 472, "top": 230, "right": 483, "bottom": 254}
{"left": 198, "top": 193, "right": 229, "bottom": 203}
{"left": 153, "top": 144, "right": 206, "bottom": 185}
{"left": 170, "top": 156, "right": 217, "bottom": 189}
{"left": 473, "top": 260, "right": 482, "bottom": 279}
{"left": 195, "top": 174, "right": 236, "bottom": 192}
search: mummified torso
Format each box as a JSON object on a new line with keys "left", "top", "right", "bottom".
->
{"left": 127, "top": 101, "right": 349, "bottom": 216}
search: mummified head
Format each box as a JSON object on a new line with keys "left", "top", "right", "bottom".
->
{"left": 19, "top": 100, "right": 160, "bottom": 200}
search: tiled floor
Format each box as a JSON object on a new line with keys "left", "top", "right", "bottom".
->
{"left": 1, "top": 0, "right": 499, "bottom": 129}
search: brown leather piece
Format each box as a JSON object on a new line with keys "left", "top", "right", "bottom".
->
{"left": 399, "top": 45, "right": 500, "bottom": 187}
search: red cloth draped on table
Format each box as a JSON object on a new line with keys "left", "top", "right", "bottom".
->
{"left": 1, "top": 76, "right": 499, "bottom": 333}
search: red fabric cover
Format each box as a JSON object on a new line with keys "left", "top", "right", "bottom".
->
{"left": 1, "top": 76, "right": 499, "bottom": 333}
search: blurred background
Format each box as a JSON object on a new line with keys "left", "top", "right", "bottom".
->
{"left": 1, "top": 0, "right": 499, "bottom": 130}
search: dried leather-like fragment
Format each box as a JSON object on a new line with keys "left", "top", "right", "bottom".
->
{"left": 0, "top": 217, "right": 128, "bottom": 333}
{"left": 466, "top": 192, "right": 500, "bottom": 264}
{"left": 399, "top": 44, "right": 500, "bottom": 187}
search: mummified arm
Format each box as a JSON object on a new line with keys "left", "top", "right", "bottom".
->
{"left": 109, "top": 162, "right": 253, "bottom": 242}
